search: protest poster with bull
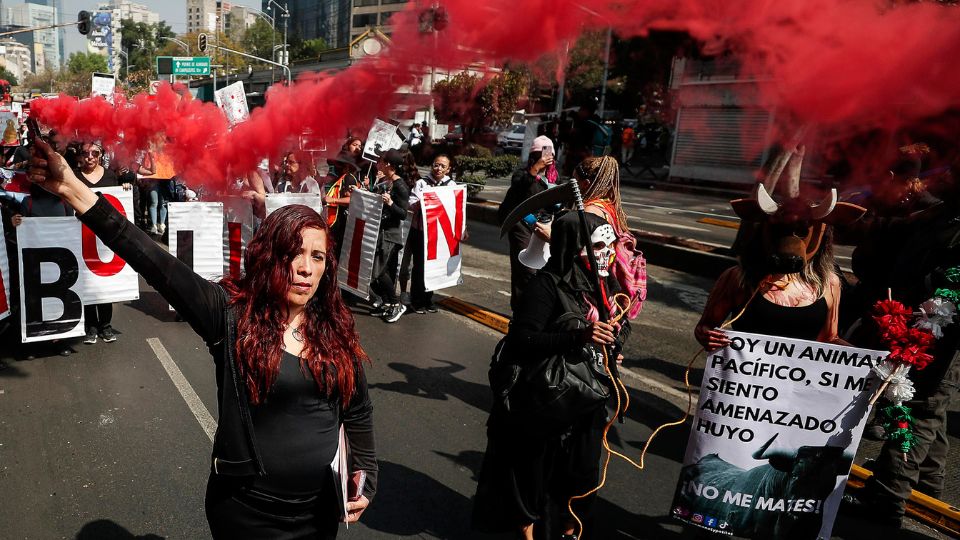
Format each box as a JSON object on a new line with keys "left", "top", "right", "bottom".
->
{"left": 671, "top": 331, "right": 885, "bottom": 539}
{"left": 419, "top": 185, "right": 466, "bottom": 291}
{"left": 361, "top": 119, "right": 403, "bottom": 162}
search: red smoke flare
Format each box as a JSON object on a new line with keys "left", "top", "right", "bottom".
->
{"left": 30, "top": 0, "right": 960, "bottom": 189}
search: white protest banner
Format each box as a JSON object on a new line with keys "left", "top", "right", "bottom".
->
{"left": 420, "top": 186, "right": 466, "bottom": 291}
{"left": 264, "top": 193, "right": 324, "bottom": 216}
{"left": 221, "top": 196, "right": 256, "bottom": 279}
{"left": 214, "top": 81, "right": 250, "bottom": 126}
{"left": 91, "top": 72, "right": 116, "bottom": 103}
{"left": 17, "top": 218, "right": 85, "bottom": 343}
{"left": 168, "top": 203, "right": 224, "bottom": 311}
{"left": 337, "top": 190, "right": 382, "bottom": 299}
{"left": 0, "top": 216, "right": 11, "bottom": 321}
{"left": 671, "top": 331, "right": 885, "bottom": 539}
{"left": 361, "top": 119, "right": 403, "bottom": 162}
{"left": 77, "top": 187, "right": 139, "bottom": 305}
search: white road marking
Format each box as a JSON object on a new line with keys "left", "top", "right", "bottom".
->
{"left": 147, "top": 337, "right": 217, "bottom": 442}
{"left": 640, "top": 220, "right": 711, "bottom": 233}
{"left": 461, "top": 268, "right": 510, "bottom": 282}
{"left": 622, "top": 201, "right": 735, "bottom": 219}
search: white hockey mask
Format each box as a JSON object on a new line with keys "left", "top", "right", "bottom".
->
{"left": 580, "top": 224, "right": 617, "bottom": 277}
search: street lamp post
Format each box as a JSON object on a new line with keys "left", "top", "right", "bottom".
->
{"left": 267, "top": 0, "right": 290, "bottom": 67}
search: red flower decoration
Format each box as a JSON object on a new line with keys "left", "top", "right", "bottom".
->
{"left": 872, "top": 298, "right": 937, "bottom": 371}
{"left": 873, "top": 299, "right": 913, "bottom": 320}
{"left": 897, "top": 421, "right": 909, "bottom": 430}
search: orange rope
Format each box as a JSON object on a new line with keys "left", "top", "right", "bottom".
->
{"left": 567, "top": 285, "right": 763, "bottom": 539}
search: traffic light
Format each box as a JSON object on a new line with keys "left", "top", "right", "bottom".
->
{"left": 77, "top": 11, "right": 91, "bottom": 35}
{"left": 198, "top": 33, "right": 208, "bottom": 53}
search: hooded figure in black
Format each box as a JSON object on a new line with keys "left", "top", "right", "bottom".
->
{"left": 473, "top": 211, "right": 630, "bottom": 540}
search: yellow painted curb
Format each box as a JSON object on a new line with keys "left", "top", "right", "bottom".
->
{"left": 848, "top": 464, "right": 960, "bottom": 536}
{"left": 438, "top": 297, "right": 510, "bottom": 335}
{"left": 697, "top": 217, "right": 741, "bottom": 230}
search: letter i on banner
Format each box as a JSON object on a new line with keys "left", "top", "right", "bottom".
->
{"left": 421, "top": 186, "right": 466, "bottom": 291}
{"left": 168, "top": 202, "right": 224, "bottom": 310}
{"left": 337, "top": 190, "right": 382, "bottom": 299}
{"left": 221, "top": 196, "right": 256, "bottom": 278}
{"left": 17, "top": 217, "right": 85, "bottom": 343}
{"left": 0, "top": 216, "right": 11, "bottom": 321}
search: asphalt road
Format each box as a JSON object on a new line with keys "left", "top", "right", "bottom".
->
{"left": 0, "top": 219, "right": 954, "bottom": 539}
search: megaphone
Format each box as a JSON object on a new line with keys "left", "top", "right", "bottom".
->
{"left": 519, "top": 233, "right": 551, "bottom": 270}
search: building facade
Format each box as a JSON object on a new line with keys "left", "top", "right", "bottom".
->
{"left": 260, "top": 0, "right": 353, "bottom": 51}
{"left": 222, "top": 4, "right": 258, "bottom": 40}
{"left": 0, "top": 39, "right": 36, "bottom": 82}
{"left": 349, "top": 0, "right": 408, "bottom": 42}
{"left": 4, "top": 2, "right": 59, "bottom": 70}
{"left": 96, "top": 0, "right": 160, "bottom": 26}
{"left": 186, "top": 0, "right": 217, "bottom": 34}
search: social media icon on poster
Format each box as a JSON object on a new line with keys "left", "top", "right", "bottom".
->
{"left": 705, "top": 517, "right": 718, "bottom": 527}
{"left": 673, "top": 506, "right": 690, "bottom": 517}
{"left": 692, "top": 514, "right": 704, "bottom": 524}
{"left": 718, "top": 521, "right": 729, "bottom": 530}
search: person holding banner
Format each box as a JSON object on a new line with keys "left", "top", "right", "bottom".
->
{"left": 73, "top": 141, "right": 129, "bottom": 344}
{"left": 27, "top": 138, "right": 377, "bottom": 538}
{"left": 276, "top": 151, "right": 322, "bottom": 194}
{"left": 407, "top": 154, "right": 456, "bottom": 313}
{"left": 369, "top": 149, "right": 410, "bottom": 323}
{"left": 474, "top": 211, "right": 628, "bottom": 540}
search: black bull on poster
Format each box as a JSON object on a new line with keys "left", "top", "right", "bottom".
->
{"left": 670, "top": 331, "right": 886, "bottom": 539}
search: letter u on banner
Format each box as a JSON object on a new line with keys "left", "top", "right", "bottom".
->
{"left": 421, "top": 186, "right": 466, "bottom": 292}
{"left": 337, "top": 190, "right": 382, "bottom": 299}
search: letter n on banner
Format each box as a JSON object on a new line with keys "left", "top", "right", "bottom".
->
{"left": 168, "top": 202, "right": 224, "bottom": 310}
{"left": 421, "top": 186, "right": 466, "bottom": 292}
{"left": 17, "top": 217, "right": 85, "bottom": 342}
{"left": 0, "top": 217, "right": 11, "bottom": 321}
{"left": 222, "top": 196, "right": 256, "bottom": 278}
{"left": 337, "top": 190, "right": 382, "bottom": 299}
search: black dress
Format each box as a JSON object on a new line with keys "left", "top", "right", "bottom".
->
{"left": 731, "top": 294, "right": 828, "bottom": 341}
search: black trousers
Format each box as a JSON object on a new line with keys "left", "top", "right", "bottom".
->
{"left": 507, "top": 227, "right": 536, "bottom": 313}
{"left": 84, "top": 303, "right": 113, "bottom": 331}
{"left": 370, "top": 240, "right": 401, "bottom": 304}
{"left": 409, "top": 228, "right": 433, "bottom": 308}
{"left": 205, "top": 474, "right": 340, "bottom": 540}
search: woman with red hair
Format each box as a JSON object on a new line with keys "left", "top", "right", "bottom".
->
{"left": 27, "top": 139, "right": 376, "bottom": 539}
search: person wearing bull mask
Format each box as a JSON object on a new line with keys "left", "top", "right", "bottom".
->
{"left": 695, "top": 145, "right": 866, "bottom": 352}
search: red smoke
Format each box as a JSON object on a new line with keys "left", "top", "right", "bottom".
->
{"left": 30, "top": 0, "right": 960, "bottom": 188}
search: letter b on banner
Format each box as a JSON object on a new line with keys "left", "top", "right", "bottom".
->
{"left": 21, "top": 247, "right": 83, "bottom": 339}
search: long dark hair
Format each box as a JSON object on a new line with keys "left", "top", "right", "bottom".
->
{"left": 221, "top": 204, "right": 368, "bottom": 405}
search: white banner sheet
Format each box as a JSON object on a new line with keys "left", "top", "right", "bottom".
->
{"left": 337, "top": 190, "right": 382, "bottom": 299}
{"left": 419, "top": 186, "right": 466, "bottom": 292}
{"left": 214, "top": 81, "right": 250, "bottom": 126}
{"left": 168, "top": 203, "right": 224, "bottom": 311}
{"left": 17, "top": 218, "right": 85, "bottom": 343}
{"left": 671, "top": 331, "right": 886, "bottom": 539}
{"left": 264, "top": 193, "right": 324, "bottom": 217}
{"left": 0, "top": 216, "right": 10, "bottom": 321}
{"left": 78, "top": 187, "right": 139, "bottom": 305}
{"left": 362, "top": 119, "right": 403, "bottom": 162}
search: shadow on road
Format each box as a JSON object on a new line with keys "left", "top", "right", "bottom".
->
{"left": 125, "top": 290, "right": 180, "bottom": 324}
{"left": 75, "top": 519, "right": 164, "bottom": 540}
{"left": 369, "top": 360, "right": 493, "bottom": 413}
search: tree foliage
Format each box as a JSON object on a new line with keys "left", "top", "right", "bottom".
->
{"left": 291, "top": 37, "right": 328, "bottom": 61}
{"left": 120, "top": 19, "right": 176, "bottom": 77}
{"left": 0, "top": 67, "right": 19, "bottom": 87}
{"left": 433, "top": 71, "right": 528, "bottom": 142}
{"left": 67, "top": 52, "right": 109, "bottom": 75}
{"left": 241, "top": 18, "right": 283, "bottom": 64}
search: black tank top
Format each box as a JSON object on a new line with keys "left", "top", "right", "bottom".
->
{"left": 731, "top": 294, "right": 828, "bottom": 341}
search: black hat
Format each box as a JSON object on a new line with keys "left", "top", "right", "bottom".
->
{"left": 382, "top": 148, "right": 405, "bottom": 170}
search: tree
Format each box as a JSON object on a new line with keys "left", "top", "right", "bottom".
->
{"left": 434, "top": 70, "right": 528, "bottom": 142}
{"left": 290, "top": 37, "right": 328, "bottom": 61}
{"left": 120, "top": 19, "right": 177, "bottom": 78}
{"left": 0, "top": 67, "right": 19, "bottom": 87}
{"left": 241, "top": 18, "right": 283, "bottom": 64}
{"left": 66, "top": 52, "right": 109, "bottom": 75}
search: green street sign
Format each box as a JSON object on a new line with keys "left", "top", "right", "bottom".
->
{"left": 156, "top": 56, "right": 210, "bottom": 76}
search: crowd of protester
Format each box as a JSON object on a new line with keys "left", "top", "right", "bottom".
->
{"left": 2, "top": 112, "right": 958, "bottom": 540}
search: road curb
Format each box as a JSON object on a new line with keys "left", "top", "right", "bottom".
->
{"left": 848, "top": 464, "right": 960, "bottom": 536}
{"left": 467, "top": 200, "right": 736, "bottom": 280}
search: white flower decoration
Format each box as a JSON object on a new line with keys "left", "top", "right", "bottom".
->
{"left": 914, "top": 298, "right": 957, "bottom": 339}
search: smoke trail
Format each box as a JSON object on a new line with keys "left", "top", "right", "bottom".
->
{"left": 30, "top": 0, "right": 960, "bottom": 188}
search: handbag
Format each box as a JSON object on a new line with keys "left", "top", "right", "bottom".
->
{"left": 489, "top": 278, "right": 611, "bottom": 430}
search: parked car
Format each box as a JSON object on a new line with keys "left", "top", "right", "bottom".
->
{"left": 498, "top": 124, "right": 526, "bottom": 154}
{"left": 443, "top": 125, "right": 499, "bottom": 148}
